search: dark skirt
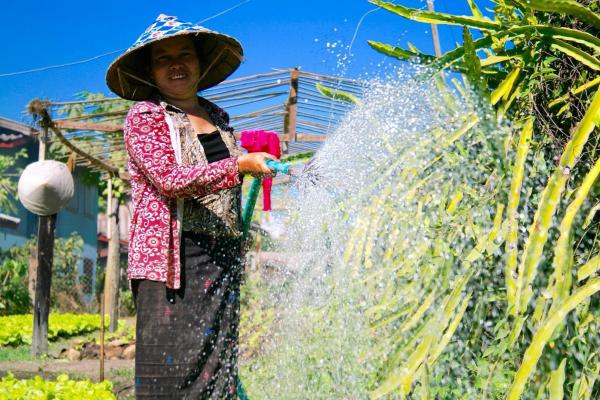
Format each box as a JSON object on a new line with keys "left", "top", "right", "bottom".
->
{"left": 132, "top": 231, "right": 243, "bottom": 399}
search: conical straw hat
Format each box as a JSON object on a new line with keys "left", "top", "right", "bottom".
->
{"left": 106, "top": 14, "right": 244, "bottom": 100}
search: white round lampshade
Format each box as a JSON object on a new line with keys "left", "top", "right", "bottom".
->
{"left": 18, "top": 161, "right": 74, "bottom": 216}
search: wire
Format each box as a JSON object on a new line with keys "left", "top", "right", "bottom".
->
{"left": 0, "top": 49, "right": 126, "bottom": 78}
{"left": 0, "top": 0, "right": 252, "bottom": 78}
{"left": 195, "top": 0, "right": 251, "bottom": 24}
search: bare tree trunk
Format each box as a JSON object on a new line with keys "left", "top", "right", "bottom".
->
{"left": 28, "top": 245, "right": 38, "bottom": 303}
{"left": 31, "top": 214, "right": 56, "bottom": 356}
{"left": 103, "top": 181, "right": 120, "bottom": 332}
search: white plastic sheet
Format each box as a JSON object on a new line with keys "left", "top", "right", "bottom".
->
{"left": 18, "top": 160, "right": 74, "bottom": 216}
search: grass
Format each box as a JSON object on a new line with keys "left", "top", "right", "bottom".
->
{"left": 109, "top": 367, "right": 135, "bottom": 400}
{"left": 0, "top": 336, "right": 74, "bottom": 362}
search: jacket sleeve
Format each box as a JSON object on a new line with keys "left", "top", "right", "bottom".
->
{"left": 124, "top": 103, "right": 241, "bottom": 198}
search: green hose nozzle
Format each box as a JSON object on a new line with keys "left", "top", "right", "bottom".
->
{"left": 241, "top": 160, "right": 292, "bottom": 241}
{"left": 265, "top": 159, "right": 290, "bottom": 175}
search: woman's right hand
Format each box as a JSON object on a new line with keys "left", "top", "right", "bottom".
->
{"left": 237, "top": 152, "right": 277, "bottom": 176}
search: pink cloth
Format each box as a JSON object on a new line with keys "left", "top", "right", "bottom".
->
{"left": 240, "top": 130, "right": 281, "bottom": 211}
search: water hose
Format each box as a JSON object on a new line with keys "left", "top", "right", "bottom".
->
{"left": 241, "top": 160, "right": 291, "bottom": 241}
{"left": 237, "top": 379, "right": 249, "bottom": 400}
{"left": 238, "top": 160, "right": 292, "bottom": 399}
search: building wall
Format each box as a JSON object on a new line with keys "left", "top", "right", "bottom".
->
{"left": 0, "top": 140, "right": 99, "bottom": 301}
{"left": 56, "top": 167, "right": 99, "bottom": 300}
{"left": 0, "top": 141, "right": 39, "bottom": 248}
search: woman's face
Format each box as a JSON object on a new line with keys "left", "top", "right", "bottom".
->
{"left": 150, "top": 36, "right": 201, "bottom": 100}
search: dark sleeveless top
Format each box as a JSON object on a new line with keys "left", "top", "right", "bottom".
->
{"left": 198, "top": 130, "right": 230, "bottom": 163}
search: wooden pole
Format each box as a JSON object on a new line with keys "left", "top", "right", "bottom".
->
{"left": 103, "top": 178, "right": 121, "bottom": 332}
{"left": 282, "top": 68, "right": 299, "bottom": 154}
{"left": 99, "top": 292, "right": 105, "bottom": 382}
{"left": 31, "top": 214, "right": 56, "bottom": 356}
{"left": 427, "top": 0, "right": 443, "bottom": 57}
{"left": 31, "top": 123, "right": 56, "bottom": 357}
{"left": 28, "top": 245, "right": 38, "bottom": 303}
{"left": 38, "top": 126, "right": 47, "bottom": 161}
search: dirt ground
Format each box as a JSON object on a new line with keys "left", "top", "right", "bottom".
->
{"left": 0, "top": 359, "right": 134, "bottom": 399}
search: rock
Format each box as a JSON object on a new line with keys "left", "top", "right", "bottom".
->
{"left": 122, "top": 344, "right": 136, "bottom": 360}
{"left": 107, "top": 339, "right": 126, "bottom": 348}
{"left": 65, "top": 348, "right": 81, "bottom": 361}
{"left": 105, "top": 345, "right": 124, "bottom": 359}
{"left": 80, "top": 342, "right": 100, "bottom": 359}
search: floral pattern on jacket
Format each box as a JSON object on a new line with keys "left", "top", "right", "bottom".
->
{"left": 124, "top": 99, "right": 241, "bottom": 289}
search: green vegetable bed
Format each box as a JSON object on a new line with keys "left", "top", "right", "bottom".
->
{"left": 0, "top": 373, "right": 116, "bottom": 399}
{"left": 0, "top": 314, "right": 107, "bottom": 347}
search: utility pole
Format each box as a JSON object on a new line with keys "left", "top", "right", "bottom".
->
{"left": 427, "top": 0, "right": 443, "bottom": 57}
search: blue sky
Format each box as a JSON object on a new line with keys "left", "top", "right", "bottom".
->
{"left": 0, "top": 0, "right": 495, "bottom": 122}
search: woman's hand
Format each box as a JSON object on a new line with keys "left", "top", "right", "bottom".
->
{"left": 237, "top": 152, "right": 277, "bottom": 176}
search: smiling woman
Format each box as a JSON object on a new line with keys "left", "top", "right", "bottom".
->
{"left": 105, "top": 14, "right": 276, "bottom": 399}
{"left": 150, "top": 37, "right": 201, "bottom": 99}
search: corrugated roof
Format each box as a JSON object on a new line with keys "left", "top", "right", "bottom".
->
{"left": 0, "top": 116, "right": 38, "bottom": 147}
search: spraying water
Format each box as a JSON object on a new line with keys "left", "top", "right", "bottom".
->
{"left": 240, "top": 69, "right": 511, "bottom": 399}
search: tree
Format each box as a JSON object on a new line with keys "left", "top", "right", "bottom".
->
{"left": 0, "top": 149, "right": 26, "bottom": 214}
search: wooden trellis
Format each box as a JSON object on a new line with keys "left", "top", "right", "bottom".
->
{"left": 30, "top": 68, "right": 365, "bottom": 177}
{"left": 26, "top": 68, "right": 363, "bottom": 362}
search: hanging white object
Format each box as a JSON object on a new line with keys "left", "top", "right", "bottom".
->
{"left": 18, "top": 160, "right": 74, "bottom": 216}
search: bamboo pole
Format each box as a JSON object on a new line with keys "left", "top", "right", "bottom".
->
{"left": 54, "top": 120, "right": 123, "bottom": 133}
{"left": 104, "top": 178, "right": 121, "bottom": 332}
{"left": 53, "top": 109, "right": 128, "bottom": 122}
{"left": 99, "top": 292, "right": 105, "bottom": 382}
{"left": 210, "top": 69, "right": 289, "bottom": 85}
{"left": 282, "top": 68, "right": 300, "bottom": 153}
{"left": 50, "top": 97, "right": 123, "bottom": 106}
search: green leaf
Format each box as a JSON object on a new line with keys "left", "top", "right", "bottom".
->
{"left": 491, "top": 67, "right": 521, "bottom": 105}
{"left": 480, "top": 55, "right": 520, "bottom": 67}
{"left": 407, "top": 42, "right": 421, "bottom": 53}
{"left": 577, "top": 255, "right": 600, "bottom": 282}
{"left": 528, "top": 0, "right": 600, "bottom": 30}
{"left": 513, "top": 87, "right": 600, "bottom": 315}
{"left": 466, "top": 0, "right": 484, "bottom": 18}
{"left": 462, "top": 27, "right": 485, "bottom": 91}
{"left": 436, "top": 36, "right": 494, "bottom": 71}
{"left": 369, "top": 0, "right": 501, "bottom": 31}
{"left": 508, "top": 278, "right": 600, "bottom": 400}
{"left": 549, "top": 157, "right": 600, "bottom": 311}
{"left": 548, "top": 358, "right": 567, "bottom": 400}
{"left": 550, "top": 39, "right": 600, "bottom": 71}
{"left": 367, "top": 41, "right": 436, "bottom": 65}
{"left": 370, "top": 335, "right": 434, "bottom": 399}
{"left": 489, "top": 24, "right": 600, "bottom": 57}
{"left": 582, "top": 202, "right": 600, "bottom": 229}
{"left": 315, "top": 83, "right": 362, "bottom": 106}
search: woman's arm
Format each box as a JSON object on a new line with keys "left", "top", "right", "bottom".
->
{"left": 125, "top": 104, "right": 241, "bottom": 198}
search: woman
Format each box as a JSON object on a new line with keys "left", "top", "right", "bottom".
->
{"left": 106, "top": 14, "right": 274, "bottom": 399}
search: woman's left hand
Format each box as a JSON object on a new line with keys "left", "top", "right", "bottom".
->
{"left": 237, "top": 152, "right": 277, "bottom": 176}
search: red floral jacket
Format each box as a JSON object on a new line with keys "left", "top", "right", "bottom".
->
{"left": 124, "top": 99, "right": 241, "bottom": 289}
